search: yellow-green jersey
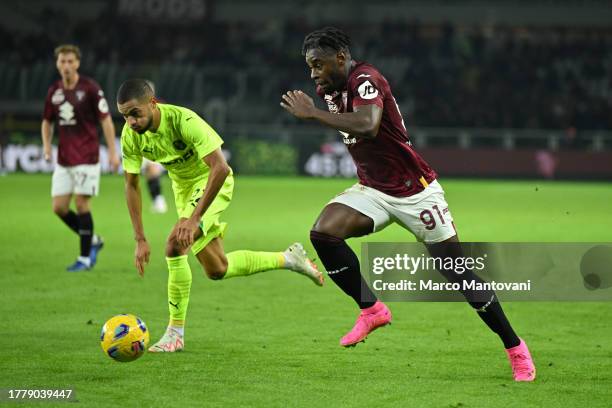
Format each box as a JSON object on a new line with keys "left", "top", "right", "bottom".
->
{"left": 121, "top": 103, "right": 227, "bottom": 188}
{"left": 122, "top": 103, "right": 233, "bottom": 254}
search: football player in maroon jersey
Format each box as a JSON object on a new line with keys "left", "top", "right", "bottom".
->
{"left": 42, "top": 44, "right": 120, "bottom": 272}
{"left": 281, "top": 27, "right": 535, "bottom": 381}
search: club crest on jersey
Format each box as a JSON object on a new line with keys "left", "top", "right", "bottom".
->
{"left": 173, "top": 140, "right": 187, "bottom": 150}
{"left": 51, "top": 89, "right": 65, "bottom": 105}
{"left": 324, "top": 94, "right": 339, "bottom": 114}
{"left": 58, "top": 101, "right": 76, "bottom": 125}
{"left": 326, "top": 100, "right": 339, "bottom": 114}
{"left": 358, "top": 80, "right": 378, "bottom": 100}
{"left": 76, "top": 90, "right": 85, "bottom": 101}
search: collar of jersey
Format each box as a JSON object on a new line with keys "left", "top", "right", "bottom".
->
{"left": 147, "top": 104, "right": 165, "bottom": 135}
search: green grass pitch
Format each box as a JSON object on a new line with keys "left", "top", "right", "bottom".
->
{"left": 1, "top": 174, "right": 612, "bottom": 407}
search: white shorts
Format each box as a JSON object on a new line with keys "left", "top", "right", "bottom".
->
{"left": 329, "top": 180, "right": 456, "bottom": 243}
{"left": 51, "top": 163, "right": 101, "bottom": 197}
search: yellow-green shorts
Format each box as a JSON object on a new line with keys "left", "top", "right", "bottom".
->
{"left": 172, "top": 174, "right": 234, "bottom": 255}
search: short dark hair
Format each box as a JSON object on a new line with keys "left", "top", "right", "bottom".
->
{"left": 54, "top": 44, "right": 81, "bottom": 60}
{"left": 302, "top": 27, "right": 351, "bottom": 56}
{"left": 117, "top": 79, "right": 154, "bottom": 104}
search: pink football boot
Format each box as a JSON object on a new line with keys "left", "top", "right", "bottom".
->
{"left": 340, "top": 301, "right": 392, "bottom": 347}
{"left": 505, "top": 338, "right": 536, "bottom": 381}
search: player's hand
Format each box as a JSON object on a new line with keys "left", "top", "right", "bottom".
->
{"left": 280, "top": 90, "right": 316, "bottom": 119}
{"left": 43, "top": 146, "right": 52, "bottom": 162}
{"left": 134, "top": 239, "right": 150, "bottom": 277}
{"left": 108, "top": 153, "right": 120, "bottom": 173}
{"left": 176, "top": 217, "right": 199, "bottom": 248}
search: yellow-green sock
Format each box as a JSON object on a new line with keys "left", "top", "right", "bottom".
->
{"left": 223, "top": 250, "right": 284, "bottom": 279}
{"left": 167, "top": 255, "right": 192, "bottom": 322}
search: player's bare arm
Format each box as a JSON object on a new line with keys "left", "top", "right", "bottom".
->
{"left": 281, "top": 90, "right": 382, "bottom": 138}
{"left": 175, "top": 148, "right": 231, "bottom": 248}
{"left": 41, "top": 119, "right": 53, "bottom": 161}
{"left": 100, "top": 116, "right": 120, "bottom": 172}
{"left": 124, "top": 171, "right": 150, "bottom": 276}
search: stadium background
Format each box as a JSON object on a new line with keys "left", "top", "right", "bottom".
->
{"left": 1, "top": 1, "right": 611, "bottom": 407}
{"left": 2, "top": 0, "right": 612, "bottom": 178}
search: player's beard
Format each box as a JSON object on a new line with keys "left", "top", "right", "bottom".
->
{"left": 136, "top": 114, "right": 154, "bottom": 134}
{"left": 326, "top": 70, "right": 347, "bottom": 93}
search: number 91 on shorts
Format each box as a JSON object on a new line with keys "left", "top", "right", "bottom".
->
{"left": 329, "top": 180, "right": 456, "bottom": 243}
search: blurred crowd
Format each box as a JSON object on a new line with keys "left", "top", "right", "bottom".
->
{"left": 1, "top": 7, "right": 611, "bottom": 130}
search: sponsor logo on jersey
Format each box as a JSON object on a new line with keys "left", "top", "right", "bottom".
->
{"left": 76, "top": 90, "right": 85, "bottom": 101}
{"left": 325, "top": 91, "right": 356, "bottom": 144}
{"left": 58, "top": 101, "right": 76, "bottom": 125}
{"left": 159, "top": 148, "right": 194, "bottom": 166}
{"left": 51, "top": 89, "right": 65, "bottom": 105}
{"left": 357, "top": 80, "right": 378, "bottom": 100}
{"left": 341, "top": 133, "right": 357, "bottom": 145}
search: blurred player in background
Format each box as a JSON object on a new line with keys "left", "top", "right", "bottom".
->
{"left": 117, "top": 79, "right": 323, "bottom": 352}
{"left": 144, "top": 158, "right": 167, "bottom": 213}
{"left": 42, "top": 44, "right": 120, "bottom": 272}
{"left": 282, "top": 27, "right": 536, "bottom": 381}
{"left": 143, "top": 80, "right": 168, "bottom": 214}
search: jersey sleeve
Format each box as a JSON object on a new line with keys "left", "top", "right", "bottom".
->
{"left": 120, "top": 125, "right": 143, "bottom": 174}
{"left": 350, "top": 70, "right": 385, "bottom": 109}
{"left": 89, "top": 81, "right": 110, "bottom": 120}
{"left": 42, "top": 86, "right": 56, "bottom": 121}
{"left": 181, "top": 113, "right": 223, "bottom": 159}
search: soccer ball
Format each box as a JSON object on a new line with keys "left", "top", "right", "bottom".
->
{"left": 100, "top": 314, "right": 150, "bottom": 362}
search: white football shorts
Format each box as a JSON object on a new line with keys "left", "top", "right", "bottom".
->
{"left": 51, "top": 163, "right": 101, "bottom": 197}
{"left": 329, "top": 180, "right": 456, "bottom": 243}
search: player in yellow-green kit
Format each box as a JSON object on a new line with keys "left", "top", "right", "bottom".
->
{"left": 117, "top": 79, "right": 323, "bottom": 352}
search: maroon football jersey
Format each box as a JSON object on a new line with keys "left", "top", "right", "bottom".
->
{"left": 316, "top": 61, "right": 436, "bottom": 197}
{"left": 43, "top": 75, "right": 110, "bottom": 166}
